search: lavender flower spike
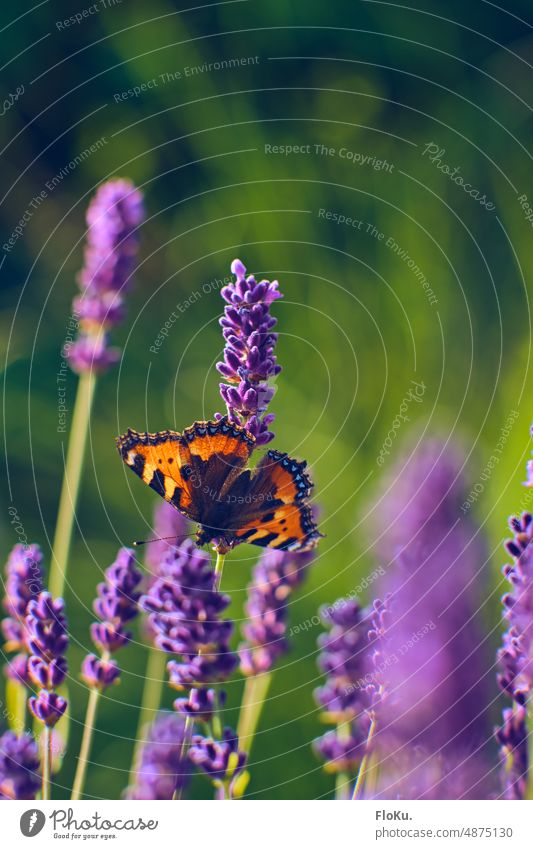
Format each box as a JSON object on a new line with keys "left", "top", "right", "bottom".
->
{"left": 313, "top": 598, "right": 373, "bottom": 775}
{"left": 189, "top": 727, "right": 247, "bottom": 786}
{"left": 495, "top": 705, "right": 528, "bottom": 800}
{"left": 2, "top": 543, "right": 43, "bottom": 683}
{"left": 0, "top": 731, "right": 40, "bottom": 800}
{"left": 495, "top": 510, "right": 533, "bottom": 797}
{"left": 68, "top": 178, "right": 144, "bottom": 374}
{"left": 82, "top": 547, "right": 142, "bottom": 690}
{"left": 239, "top": 547, "right": 315, "bottom": 676}
{"left": 216, "top": 258, "right": 282, "bottom": 445}
{"left": 25, "top": 592, "right": 68, "bottom": 727}
{"left": 128, "top": 712, "right": 188, "bottom": 800}
{"left": 140, "top": 539, "right": 238, "bottom": 716}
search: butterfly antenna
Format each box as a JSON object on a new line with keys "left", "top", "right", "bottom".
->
{"left": 133, "top": 533, "right": 196, "bottom": 547}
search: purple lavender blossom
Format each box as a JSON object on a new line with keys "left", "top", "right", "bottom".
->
{"left": 141, "top": 540, "right": 238, "bottom": 697}
{"left": 81, "top": 548, "right": 142, "bottom": 690}
{"left": 28, "top": 691, "right": 67, "bottom": 727}
{"left": 2, "top": 544, "right": 43, "bottom": 683}
{"left": 239, "top": 547, "right": 315, "bottom": 676}
{"left": 495, "top": 705, "right": 528, "bottom": 800}
{"left": 81, "top": 654, "right": 121, "bottom": 690}
{"left": 25, "top": 592, "right": 68, "bottom": 727}
{"left": 370, "top": 751, "right": 498, "bottom": 801}
{"left": 314, "top": 732, "right": 366, "bottom": 774}
{"left": 0, "top": 731, "right": 40, "bottom": 800}
{"left": 128, "top": 712, "right": 188, "bottom": 800}
{"left": 216, "top": 259, "right": 282, "bottom": 445}
{"left": 495, "top": 510, "right": 533, "bottom": 797}
{"left": 173, "top": 687, "right": 222, "bottom": 722}
{"left": 67, "top": 178, "right": 144, "bottom": 374}
{"left": 189, "top": 727, "right": 247, "bottom": 784}
{"left": 365, "top": 438, "right": 495, "bottom": 799}
{"left": 313, "top": 598, "right": 373, "bottom": 774}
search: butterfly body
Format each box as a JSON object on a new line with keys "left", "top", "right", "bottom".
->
{"left": 116, "top": 417, "right": 321, "bottom": 553}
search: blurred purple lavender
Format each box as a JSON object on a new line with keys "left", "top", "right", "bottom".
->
{"left": 144, "top": 502, "right": 189, "bottom": 578}
{"left": 2, "top": 544, "right": 44, "bottom": 684}
{"left": 239, "top": 547, "right": 315, "bottom": 676}
{"left": 216, "top": 258, "right": 282, "bottom": 445}
{"left": 81, "top": 548, "right": 142, "bottom": 690}
{"left": 25, "top": 592, "right": 68, "bottom": 727}
{"left": 140, "top": 539, "right": 238, "bottom": 715}
{"left": 495, "top": 705, "right": 528, "bottom": 800}
{"left": 364, "top": 438, "right": 495, "bottom": 799}
{"left": 0, "top": 731, "right": 40, "bottom": 800}
{"left": 67, "top": 179, "right": 144, "bottom": 374}
{"left": 128, "top": 711, "right": 188, "bottom": 800}
{"left": 313, "top": 598, "right": 373, "bottom": 775}
{"left": 495, "top": 510, "right": 533, "bottom": 798}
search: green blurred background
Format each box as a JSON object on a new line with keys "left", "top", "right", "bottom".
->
{"left": 1, "top": 0, "right": 532, "bottom": 799}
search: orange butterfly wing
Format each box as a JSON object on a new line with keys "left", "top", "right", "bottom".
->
{"left": 116, "top": 428, "right": 198, "bottom": 518}
{"left": 116, "top": 418, "right": 255, "bottom": 524}
{"left": 226, "top": 450, "right": 322, "bottom": 551}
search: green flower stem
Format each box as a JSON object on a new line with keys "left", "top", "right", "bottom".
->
{"left": 237, "top": 671, "right": 272, "bottom": 757}
{"left": 128, "top": 647, "right": 167, "bottom": 784}
{"left": 335, "top": 719, "right": 352, "bottom": 800}
{"left": 6, "top": 678, "right": 28, "bottom": 734}
{"left": 71, "top": 650, "right": 109, "bottom": 801}
{"left": 173, "top": 713, "right": 194, "bottom": 801}
{"left": 50, "top": 371, "right": 97, "bottom": 599}
{"left": 173, "top": 549, "right": 227, "bottom": 801}
{"left": 352, "top": 711, "right": 377, "bottom": 801}
{"left": 42, "top": 726, "right": 52, "bottom": 800}
{"left": 213, "top": 549, "right": 226, "bottom": 588}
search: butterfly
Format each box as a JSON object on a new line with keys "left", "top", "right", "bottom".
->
{"left": 116, "top": 416, "right": 322, "bottom": 553}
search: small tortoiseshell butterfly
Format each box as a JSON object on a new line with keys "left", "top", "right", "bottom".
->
{"left": 116, "top": 417, "right": 322, "bottom": 553}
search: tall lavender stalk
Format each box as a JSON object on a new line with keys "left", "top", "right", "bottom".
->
{"left": 237, "top": 547, "right": 315, "bottom": 759}
{"left": 71, "top": 548, "right": 141, "bottom": 800}
{"left": 49, "top": 179, "right": 144, "bottom": 599}
{"left": 360, "top": 439, "right": 494, "bottom": 799}
{"left": 218, "top": 258, "right": 291, "bottom": 783}
{"left": 313, "top": 598, "right": 374, "bottom": 798}
{"left": 25, "top": 592, "right": 69, "bottom": 800}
